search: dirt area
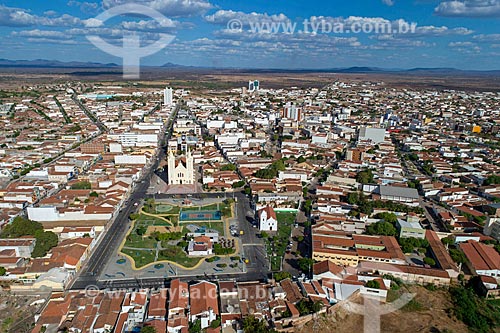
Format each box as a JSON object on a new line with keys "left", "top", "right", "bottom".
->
{"left": 297, "top": 285, "right": 472, "bottom": 333}
{"left": 0, "top": 291, "right": 48, "bottom": 333}
{"left": 145, "top": 225, "right": 169, "bottom": 236}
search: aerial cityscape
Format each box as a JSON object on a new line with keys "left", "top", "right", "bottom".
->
{"left": 0, "top": 1, "right": 499, "bottom": 333}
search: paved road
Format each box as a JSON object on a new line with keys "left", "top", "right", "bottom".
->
{"left": 96, "top": 269, "right": 268, "bottom": 289}
{"left": 72, "top": 94, "right": 108, "bottom": 133}
{"left": 420, "top": 198, "right": 448, "bottom": 232}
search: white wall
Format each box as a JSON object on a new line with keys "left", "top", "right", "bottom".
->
{"left": 114, "top": 155, "right": 147, "bottom": 165}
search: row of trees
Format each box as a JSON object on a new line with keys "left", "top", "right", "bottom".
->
{"left": 347, "top": 191, "right": 424, "bottom": 215}
{"left": 399, "top": 237, "right": 429, "bottom": 254}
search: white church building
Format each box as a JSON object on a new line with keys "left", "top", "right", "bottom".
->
{"left": 167, "top": 150, "right": 195, "bottom": 185}
{"left": 257, "top": 206, "right": 278, "bottom": 232}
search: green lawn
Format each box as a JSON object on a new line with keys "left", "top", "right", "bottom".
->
{"left": 264, "top": 212, "right": 296, "bottom": 271}
{"left": 156, "top": 204, "right": 180, "bottom": 214}
{"left": 124, "top": 213, "right": 173, "bottom": 249}
{"left": 158, "top": 245, "right": 203, "bottom": 268}
{"left": 136, "top": 213, "right": 172, "bottom": 226}
{"left": 182, "top": 203, "right": 220, "bottom": 211}
{"left": 124, "top": 233, "right": 157, "bottom": 249}
{"left": 276, "top": 211, "right": 296, "bottom": 225}
{"left": 164, "top": 215, "right": 179, "bottom": 226}
{"left": 122, "top": 248, "right": 156, "bottom": 268}
{"left": 271, "top": 255, "right": 282, "bottom": 271}
{"left": 487, "top": 299, "right": 500, "bottom": 307}
{"left": 180, "top": 202, "right": 231, "bottom": 217}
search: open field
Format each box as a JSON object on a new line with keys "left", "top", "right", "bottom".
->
{"left": 1, "top": 68, "right": 499, "bottom": 92}
{"left": 296, "top": 285, "right": 493, "bottom": 333}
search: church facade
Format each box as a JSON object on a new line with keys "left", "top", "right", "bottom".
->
{"left": 167, "top": 150, "right": 195, "bottom": 185}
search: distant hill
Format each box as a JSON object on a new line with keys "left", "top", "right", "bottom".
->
{"left": 0, "top": 59, "right": 498, "bottom": 75}
{"left": 0, "top": 59, "right": 118, "bottom": 68}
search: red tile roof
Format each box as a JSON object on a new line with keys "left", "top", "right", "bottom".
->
{"left": 459, "top": 241, "right": 500, "bottom": 271}
{"left": 189, "top": 281, "right": 219, "bottom": 316}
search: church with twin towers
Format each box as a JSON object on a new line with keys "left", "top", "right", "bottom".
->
{"left": 164, "top": 86, "right": 195, "bottom": 188}
{"left": 167, "top": 149, "right": 194, "bottom": 185}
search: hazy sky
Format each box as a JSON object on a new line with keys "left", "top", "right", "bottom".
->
{"left": 0, "top": 0, "right": 499, "bottom": 69}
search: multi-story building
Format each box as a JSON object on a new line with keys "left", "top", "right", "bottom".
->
{"left": 164, "top": 86, "right": 173, "bottom": 106}
{"left": 312, "top": 232, "right": 406, "bottom": 266}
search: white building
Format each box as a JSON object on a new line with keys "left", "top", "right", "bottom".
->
{"left": 358, "top": 127, "right": 386, "bottom": 144}
{"left": 114, "top": 154, "right": 147, "bottom": 165}
{"left": 167, "top": 150, "right": 194, "bottom": 185}
{"left": 258, "top": 206, "right": 278, "bottom": 231}
{"left": 121, "top": 291, "right": 149, "bottom": 332}
{"left": 0, "top": 238, "right": 36, "bottom": 257}
{"left": 27, "top": 206, "right": 113, "bottom": 222}
{"left": 187, "top": 236, "right": 212, "bottom": 256}
{"left": 164, "top": 86, "right": 173, "bottom": 106}
{"left": 484, "top": 216, "right": 500, "bottom": 241}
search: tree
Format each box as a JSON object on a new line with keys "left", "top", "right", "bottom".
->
{"left": 450, "top": 286, "right": 500, "bottom": 332}
{"left": 366, "top": 221, "right": 397, "bottom": 236}
{"left": 70, "top": 181, "right": 91, "bottom": 190}
{"left": 374, "top": 212, "right": 398, "bottom": 225}
{"left": 356, "top": 169, "right": 374, "bottom": 184}
{"left": 366, "top": 280, "right": 380, "bottom": 289}
{"left": 140, "top": 326, "right": 156, "bottom": 333}
{"left": 297, "top": 257, "right": 314, "bottom": 273}
{"left": 302, "top": 199, "right": 313, "bottom": 215}
{"left": 232, "top": 180, "right": 245, "bottom": 188}
{"left": 220, "top": 164, "right": 236, "bottom": 171}
{"left": 188, "top": 319, "right": 202, "bottom": 333}
{"left": 254, "top": 159, "right": 286, "bottom": 179}
{"left": 295, "top": 299, "right": 323, "bottom": 315}
{"left": 0, "top": 216, "right": 43, "bottom": 238}
{"left": 483, "top": 174, "right": 500, "bottom": 186}
{"left": 423, "top": 257, "right": 436, "bottom": 266}
{"left": 398, "top": 237, "right": 429, "bottom": 254}
{"left": 210, "top": 319, "right": 221, "bottom": 329}
{"left": 136, "top": 226, "right": 147, "bottom": 236}
{"left": 0, "top": 266, "right": 6, "bottom": 276}
{"left": 242, "top": 315, "right": 274, "bottom": 333}
{"left": 441, "top": 235, "right": 455, "bottom": 246}
{"left": 450, "top": 248, "right": 467, "bottom": 264}
{"left": 274, "top": 271, "right": 292, "bottom": 282}
{"left": 244, "top": 186, "right": 252, "bottom": 195}
{"left": 31, "top": 230, "right": 58, "bottom": 258}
